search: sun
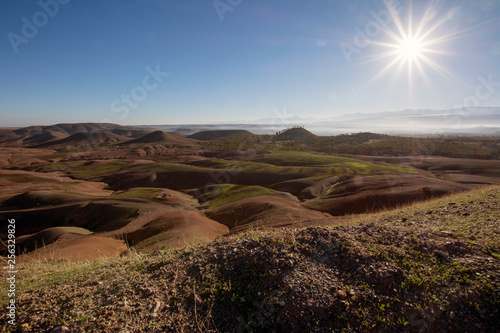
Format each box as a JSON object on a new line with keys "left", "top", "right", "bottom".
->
{"left": 398, "top": 37, "right": 424, "bottom": 60}
{"left": 358, "top": 1, "right": 468, "bottom": 101}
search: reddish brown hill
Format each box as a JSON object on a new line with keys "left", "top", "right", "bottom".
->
{"left": 1, "top": 123, "right": 145, "bottom": 147}
{"left": 12, "top": 123, "right": 127, "bottom": 137}
{"left": 30, "top": 131, "right": 130, "bottom": 148}
{"left": 205, "top": 195, "right": 333, "bottom": 232}
{"left": 12, "top": 125, "right": 44, "bottom": 137}
{"left": 18, "top": 234, "right": 127, "bottom": 262}
{"left": 0, "top": 129, "right": 19, "bottom": 142}
{"left": 123, "top": 131, "right": 197, "bottom": 145}
{"left": 304, "top": 173, "right": 470, "bottom": 215}
{"left": 125, "top": 210, "right": 229, "bottom": 251}
{"left": 22, "top": 131, "right": 69, "bottom": 145}
{"left": 187, "top": 130, "right": 254, "bottom": 141}
{"left": 108, "top": 128, "right": 152, "bottom": 138}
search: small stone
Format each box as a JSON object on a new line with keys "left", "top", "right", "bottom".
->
{"left": 434, "top": 250, "right": 450, "bottom": 262}
{"left": 149, "top": 300, "right": 161, "bottom": 317}
{"left": 49, "top": 327, "right": 70, "bottom": 333}
{"left": 142, "top": 288, "right": 153, "bottom": 298}
{"left": 336, "top": 290, "right": 348, "bottom": 300}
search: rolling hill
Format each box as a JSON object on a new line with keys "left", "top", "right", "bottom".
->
{"left": 123, "top": 130, "right": 197, "bottom": 145}
{"left": 3, "top": 185, "right": 498, "bottom": 332}
{"left": 187, "top": 129, "right": 254, "bottom": 141}
{"left": 274, "top": 127, "right": 317, "bottom": 141}
{"left": 29, "top": 131, "right": 130, "bottom": 148}
{"left": 0, "top": 123, "right": 151, "bottom": 148}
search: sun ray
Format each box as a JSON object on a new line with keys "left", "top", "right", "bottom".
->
{"left": 347, "top": 0, "right": 495, "bottom": 105}
{"left": 341, "top": 0, "right": 498, "bottom": 109}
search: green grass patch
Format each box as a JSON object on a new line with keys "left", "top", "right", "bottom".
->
{"left": 264, "top": 151, "right": 416, "bottom": 174}
{"left": 265, "top": 151, "right": 365, "bottom": 166}
{"left": 0, "top": 260, "right": 106, "bottom": 308}
{"left": 1, "top": 174, "right": 79, "bottom": 189}
{"left": 209, "top": 153, "right": 416, "bottom": 180}
{"left": 208, "top": 158, "right": 315, "bottom": 174}
{"left": 124, "top": 162, "right": 218, "bottom": 178}
{"left": 210, "top": 184, "right": 275, "bottom": 208}
{"left": 39, "top": 160, "right": 135, "bottom": 179}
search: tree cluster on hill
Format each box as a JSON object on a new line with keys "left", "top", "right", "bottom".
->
{"left": 274, "top": 126, "right": 304, "bottom": 136}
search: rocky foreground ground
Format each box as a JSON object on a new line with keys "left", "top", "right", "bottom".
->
{"left": 1, "top": 186, "right": 499, "bottom": 332}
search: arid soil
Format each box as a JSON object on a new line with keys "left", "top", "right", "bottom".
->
{"left": 2, "top": 186, "right": 498, "bottom": 332}
{"left": 0, "top": 124, "right": 499, "bottom": 332}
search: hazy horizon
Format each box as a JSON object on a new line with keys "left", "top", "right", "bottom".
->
{"left": 1, "top": 0, "right": 500, "bottom": 127}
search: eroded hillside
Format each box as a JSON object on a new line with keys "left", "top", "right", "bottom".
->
{"left": 1, "top": 186, "right": 498, "bottom": 332}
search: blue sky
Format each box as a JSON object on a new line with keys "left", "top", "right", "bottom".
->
{"left": 1, "top": 0, "right": 499, "bottom": 126}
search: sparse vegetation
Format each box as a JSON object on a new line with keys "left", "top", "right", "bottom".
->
{"left": 209, "top": 184, "right": 274, "bottom": 208}
{"left": 1, "top": 125, "right": 499, "bottom": 332}
{"left": 112, "top": 188, "right": 162, "bottom": 199}
{"left": 1, "top": 186, "right": 498, "bottom": 332}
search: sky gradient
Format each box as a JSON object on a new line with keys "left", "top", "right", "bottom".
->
{"left": 1, "top": 0, "right": 499, "bottom": 126}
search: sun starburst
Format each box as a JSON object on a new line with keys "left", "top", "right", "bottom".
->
{"left": 356, "top": 1, "right": 479, "bottom": 104}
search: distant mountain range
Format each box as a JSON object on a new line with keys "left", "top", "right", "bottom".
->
{"left": 1, "top": 107, "right": 499, "bottom": 138}
{"left": 141, "top": 107, "right": 500, "bottom": 136}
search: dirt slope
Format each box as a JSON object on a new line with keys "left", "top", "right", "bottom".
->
{"left": 4, "top": 186, "right": 498, "bottom": 332}
{"left": 205, "top": 195, "right": 333, "bottom": 231}
{"left": 125, "top": 210, "right": 229, "bottom": 251}
{"left": 304, "top": 173, "right": 470, "bottom": 215}
{"left": 18, "top": 234, "right": 127, "bottom": 263}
